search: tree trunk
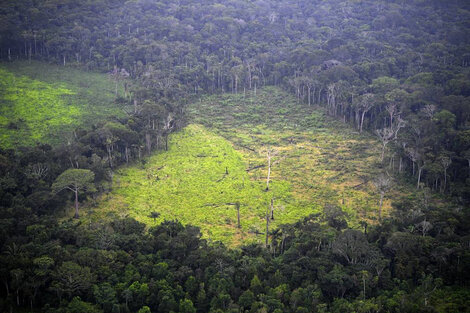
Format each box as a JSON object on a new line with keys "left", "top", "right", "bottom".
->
{"left": 74, "top": 189, "right": 79, "bottom": 218}
{"left": 3, "top": 280, "right": 9, "bottom": 296}
{"left": 236, "top": 203, "right": 241, "bottom": 228}
{"left": 107, "top": 145, "right": 113, "bottom": 168}
{"left": 443, "top": 168, "right": 447, "bottom": 193}
{"left": 265, "top": 209, "right": 270, "bottom": 248}
{"left": 307, "top": 86, "right": 311, "bottom": 106}
{"left": 145, "top": 133, "right": 152, "bottom": 154}
{"left": 380, "top": 143, "right": 386, "bottom": 162}
{"left": 417, "top": 166, "right": 422, "bottom": 189}
{"left": 379, "top": 192, "right": 384, "bottom": 221}
{"left": 360, "top": 111, "right": 366, "bottom": 133}
{"left": 266, "top": 151, "right": 271, "bottom": 191}
{"left": 467, "top": 159, "right": 470, "bottom": 177}
{"left": 270, "top": 198, "right": 274, "bottom": 220}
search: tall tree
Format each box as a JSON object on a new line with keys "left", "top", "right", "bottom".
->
{"left": 52, "top": 169, "right": 95, "bottom": 218}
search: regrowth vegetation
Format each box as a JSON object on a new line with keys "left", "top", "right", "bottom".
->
{"left": 0, "top": 61, "right": 125, "bottom": 148}
{"left": 93, "top": 88, "right": 407, "bottom": 246}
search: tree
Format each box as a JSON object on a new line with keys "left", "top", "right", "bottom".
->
{"left": 376, "top": 117, "right": 406, "bottom": 162}
{"left": 67, "top": 297, "right": 103, "bottom": 313}
{"left": 51, "top": 262, "right": 95, "bottom": 300}
{"left": 149, "top": 211, "right": 161, "bottom": 222}
{"left": 264, "top": 147, "right": 281, "bottom": 191}
{"left": 406, "top": 146, "right": 426, "bottom": 190}
{"left": 332, "top": 229, "right": 369, "bottom": 265}
{"left": 373, "top": 173, "right": 392, "bottom": 221}
{"left": 439, "top": 154, "right": 452, "bottom": 193}
{"left": 357, "top": 93, "right": 375, "bottom": 133}
{"left": 52, "top": 169, "right": 95, "bottom": 218}
{"left": 179, "top": 298, "right": 196, "bottom": 313}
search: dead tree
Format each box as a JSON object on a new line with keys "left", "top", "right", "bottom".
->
{"left": 373, "top": 173, "right": 392, "bottom": 221}
{"left": 422, "top": 104, "right": 436, "bottom": 120}
{"left": 163, "top": 113, "right": 175, "bottom": 151}
{"left": 226, "top": 202, "right": 241, "bottom": 228}
{"left": 265, "top": 147, "right": 281, "bottom": 191}
{"left": 375, "top": 117, "right": 405, "bottom": 162}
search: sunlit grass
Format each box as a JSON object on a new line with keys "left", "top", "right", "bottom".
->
{"left": 91, "top": 124, "right": 294, "bottom": 247}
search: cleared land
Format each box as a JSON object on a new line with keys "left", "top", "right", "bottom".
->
{"left": 0, "top": 61, "right": 124, "bottom": 148}
{"left": 91, "top": 87, "right": 405, "bottom": 247}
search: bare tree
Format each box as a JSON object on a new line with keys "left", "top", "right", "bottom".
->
{"left": 373, "top": 173, "right": 392, "bottom": 221}
{"left": 375, "top": 117, "right": 406, "bottom": 162}
{"left": 264, "top": 147, "right": 280, "bottom": 191}
{"left": 422, "top": 104, "right": 436, "bottom": 120}
{"left": 226, "top": 202, "right": 242, "bottom": 228}
{"left": 416, "top": 219, "right": 433, "bottom": 237}
{"left": 163, "top": 113, "right": 175, "bottom": 151}
{"left": 385, "top": 102, "right": 400, "bottom": 129}
{"left": 332, "top": 229, "right": 369, "bottom": 265}
{"left": 26, "top": 163, "right": 49, "bottom": 180}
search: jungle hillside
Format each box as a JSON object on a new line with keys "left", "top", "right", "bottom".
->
{"left": 1, "top": 0, "right": 470, "bottom": 312}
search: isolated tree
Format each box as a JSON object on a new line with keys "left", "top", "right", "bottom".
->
{"left": 149, "top": 211, "right": 160, "bottom": 222}
{"left": 236, "top": 201, "right": 241, "bottom": 228}
{"left": 373, "top": 173, "right": 392, "bottom": 221}
{"left": 264, "top": 147, "right": 281, "bottom": 191}
{"left": 52, "top": 169, "right": 95, "bottom": 218}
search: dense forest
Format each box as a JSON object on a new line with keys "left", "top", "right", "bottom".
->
{"left": 1, "top": 0, "right": 470, "bottom": 312}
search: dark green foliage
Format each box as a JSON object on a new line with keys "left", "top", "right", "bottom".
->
{"left": 1, "top": 0, "right": 470, "bottom": 312}
{"left": 1, "top": 208, "right": 469, "bottom": 312}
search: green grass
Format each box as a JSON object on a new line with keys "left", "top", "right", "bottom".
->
{"left": 91, "top": 124, "right": 296, "bottom": 247}
{"left": 0, "top": 61, "right": 125, "bottom": 148}
{"left": 91, "top": 87, "right": 407, "bottom": 247}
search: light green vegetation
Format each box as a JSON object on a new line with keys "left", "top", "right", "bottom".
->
{"left": 0, "top": 61, "right": 124, "bottom": 148}
{"left": 93, "top": 124, "right": 292, "bottom": 245}
{"left": 93, "top": 87, "right": 409, "bottom": 247}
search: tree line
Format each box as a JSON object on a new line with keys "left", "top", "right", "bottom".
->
{"left": 1, "top": 197, "right": 470, "bottom": 312}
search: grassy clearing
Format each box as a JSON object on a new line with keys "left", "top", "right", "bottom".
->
{"left": 189, "top": 87, "right": 389, "bottom": 222}
{"left": 0, "top": 61, "right": 124, "bottom": 148}
{"left": 92, "top": 87, "right": 411, "bottom": 247}
{"left": 90, "top": 124, "right": 294, "bottom": 247}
